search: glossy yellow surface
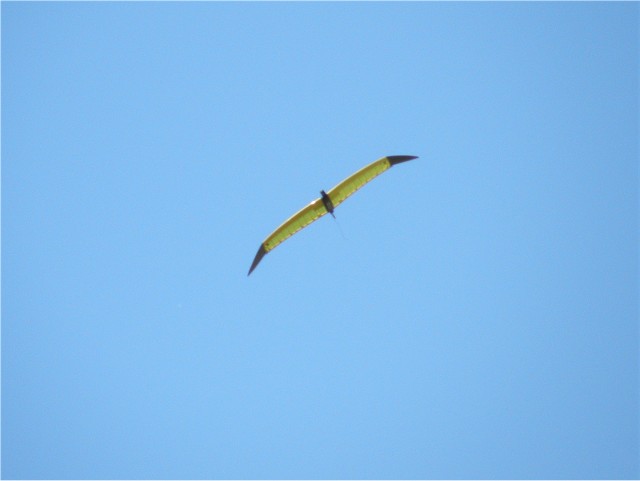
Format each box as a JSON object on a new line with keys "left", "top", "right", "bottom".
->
{"left": 263, "top": 198, "right": 328, "bottom": 252}
{"left": 326, "top": 157, "right": 391, "bottom": 208}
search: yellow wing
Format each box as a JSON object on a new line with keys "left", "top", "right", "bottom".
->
{"left": 248, "top": 155, "right": 418, "bottom": 275}
{"left": 327, "top": 157, "right": 386, "bottom": 208}
{"left": 327, "top": 155, "right": 417, "bottom": 208}
{"left": 248, "top": 198, "right": 328, "bottom": 275}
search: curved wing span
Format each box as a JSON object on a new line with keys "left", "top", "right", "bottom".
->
{"left": 248, "top": 154, "right": 418, "bottom": 275}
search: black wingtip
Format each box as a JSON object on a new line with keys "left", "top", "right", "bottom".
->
{"left": 248, "top": 244, "right": 267, "bottom": 276}
{"left": 388, "top": 155, "right": 419, "bottom": 166}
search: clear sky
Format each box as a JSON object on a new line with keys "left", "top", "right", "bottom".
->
{"left": 2, "top": 2, "right": 638, "bottom": 479}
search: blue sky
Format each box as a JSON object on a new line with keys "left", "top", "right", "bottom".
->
{"left": 2, "top": 2, "right": 638, "bottom": 479}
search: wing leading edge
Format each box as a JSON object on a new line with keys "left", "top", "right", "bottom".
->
{"left": 248, "top": 154, "right": 418, "bottom": 275}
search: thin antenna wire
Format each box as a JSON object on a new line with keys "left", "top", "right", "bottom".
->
{"left": 332, "top": 215, "right": 347, "bottom": 240}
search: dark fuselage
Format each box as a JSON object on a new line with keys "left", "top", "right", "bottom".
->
{"left": 320, "top": 190, "right": 335, "bottom": 216}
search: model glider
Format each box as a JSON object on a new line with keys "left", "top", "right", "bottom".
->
{"left": 248, "top": 154, "right": 418, "bottom": 275}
